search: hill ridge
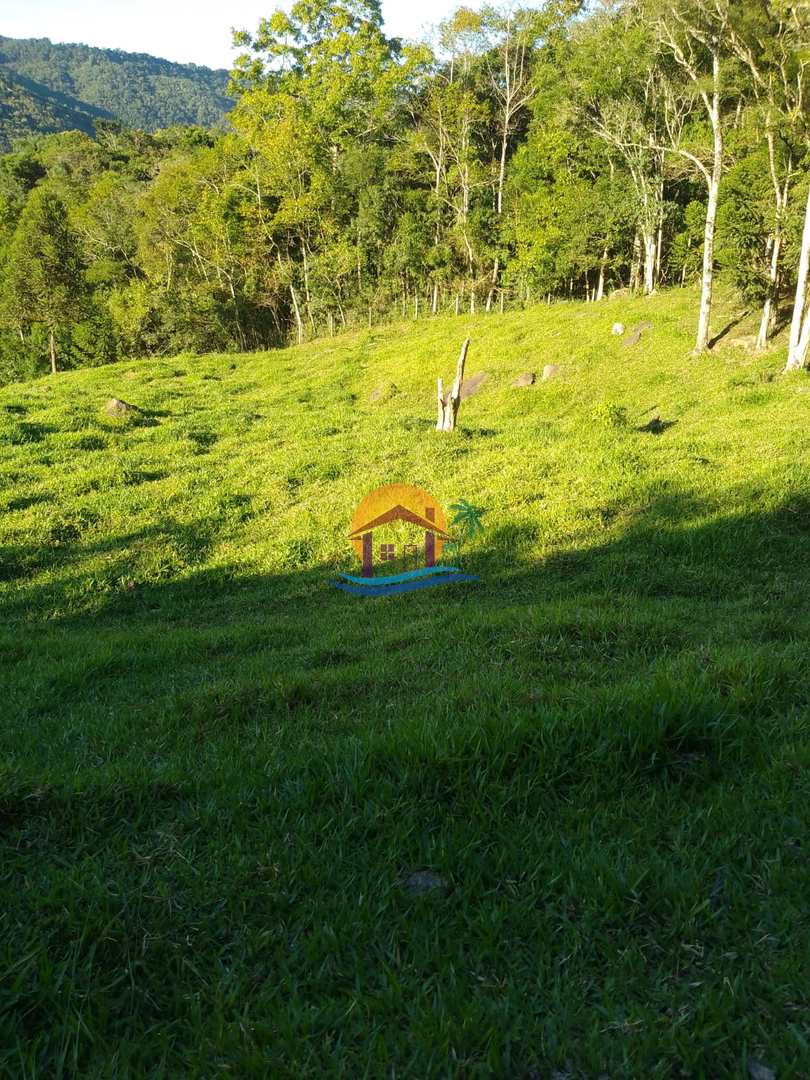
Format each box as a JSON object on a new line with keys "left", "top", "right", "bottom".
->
{"left": 0, "top": 34, "right": 231, "bottom": 149}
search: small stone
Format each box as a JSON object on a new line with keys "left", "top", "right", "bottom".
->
{"left": 460, "top": 372, "right": 487, "bottom": 400}
{"left": 621, "top": 330, "right": 642, "bottom": 348}
{"left": 404, "top": 870, "right": 446, "bottom": 895}
{"left": 512, "top": 372, "right": 536, "bottom": 388}
{"left": 747, "top": 1058, "right": 775, "bottom": 1080}
{"left": 611, "top": 322, "right": 625, "bottom": 336}
{"left": 727, "top": 335, "right": 758, "bottom": 351}
{"left": 542, "top": 364, "right": 563, "bottom": 381}
{"left": 369, "top": 382, "right": 397, "bottom": 403}
{"left": 104, "top": 398, "right": 142, "bottom": 417}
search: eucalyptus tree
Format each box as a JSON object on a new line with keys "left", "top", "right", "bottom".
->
{"left": 726, "top": 0, "right": 809, "bottom": 348}
{"left": 647, "top": 0, "right": 737, "bottom": 354}
{"left": 785, "top": 180, "right": 810, "bottom": 370}
{"left": 575, "top": 9, "right": 671, "bottom": 295}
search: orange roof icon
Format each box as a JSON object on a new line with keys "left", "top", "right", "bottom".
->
{"left": 348, "top": 483, "right": 451, "bottom": 562}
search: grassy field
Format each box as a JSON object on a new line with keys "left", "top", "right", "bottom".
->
{"left": 2, "top": 287, "right": 810, "bottom": 1077}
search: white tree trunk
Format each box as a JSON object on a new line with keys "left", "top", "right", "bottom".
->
{"left": 630, "top": 231, "right": 642, "bottom": 294}
{"left": 757, "top": 232, "right": 781, "bottom": 350}
{"left": 596, "top": 248, "right": 608, "bottom": 301}
{"left": 786, "top": 184, "right": 810, "bottom": 371}
{"left": 643, "top": 230, "right": 657, "bottom": 295}
{"left": 694, "top": 169, "right": 719, "bottom": 353}
{"left": 290, "top": 285, "right": 304, "bottom": 345}
{"left": 694, "top": 83, "right": 722, "bottom": 353}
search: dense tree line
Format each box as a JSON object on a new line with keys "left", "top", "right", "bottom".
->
{"left": 1, "top": 0, "right": 808, "bottom": 384}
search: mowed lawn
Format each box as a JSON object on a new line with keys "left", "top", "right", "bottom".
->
{"left": 2, "top": 288, "right": 810, "bottom": 1077}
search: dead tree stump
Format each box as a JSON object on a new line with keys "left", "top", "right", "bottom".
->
{"left": 436, "top": 338, "right": 471, "bottom": 432}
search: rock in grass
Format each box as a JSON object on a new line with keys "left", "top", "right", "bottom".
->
{"left": 727, "top": 334, "right": 758, "bottom": 351}
{"left": 512, "top": 372, "right": 536, "bottom": 388}
{"left": 542, "top": 364, "right": 563, "bottom": 381}
{"left": 611, "top": 322, "right": 625, "bottom": 336}
{"left": 747, "top": 1058, "right": 775, "bottom": 1080}
{"left": 104, "top": 398, "right": 142, "bottom": 417}
{"left": 404, "top": 870, "right": 446, "bottom": 895}
{"left": 460, "top": 372, "right": 487, "bottom": 400}
{"left": 621, "top": 330, "right": 642, "bottom": 348}
{"left": 369, "top": 381, "right": 397, "bottom": 403}
{"left": 631, "top": 320, "right": 654, "bottom": 334}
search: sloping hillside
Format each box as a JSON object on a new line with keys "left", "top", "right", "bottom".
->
{"left": 2, "top": 289, "right": 810, "bottom": 1075}
{"left": 0, "top": 35, "right": 230, "bottom": 148}
{"left": 0, "top": 68, "right": 107, "bottom": 148}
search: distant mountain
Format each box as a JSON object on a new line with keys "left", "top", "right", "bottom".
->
{"left": 0, "top": 36, "right": 232, "bottom": 150}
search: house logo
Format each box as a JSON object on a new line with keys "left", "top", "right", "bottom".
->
{"left": 333, "top": 483, "right": 480, "bottom": 596}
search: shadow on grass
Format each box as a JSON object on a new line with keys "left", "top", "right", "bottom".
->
{"left": 708, "top": 310, "right": 749, "bottom": 348}
{"left": 4, "top": 488, "right": 810, "bottom": 1078}
{"left": 3, "top": 486, "right": 810, "bottom": 739}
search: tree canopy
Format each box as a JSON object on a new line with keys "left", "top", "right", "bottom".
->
{"left": 0, "top": 1, "right": 808, "bottom": 382}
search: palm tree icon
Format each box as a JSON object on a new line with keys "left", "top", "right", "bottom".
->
{"left": 446, "top": 499, "right": 486, "bottom": 560}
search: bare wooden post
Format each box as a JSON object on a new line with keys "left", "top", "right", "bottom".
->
{"left": 431, "top": 282, "right": 439, "bottom": 316}
{"left": 499, "top": 290, "right": 505, "bottom": 314}
{"left": 436, "top": 338, "right": 471, "bottom": 432}
{"left": 454, "top": 293, "right": 460, "bottom": 316}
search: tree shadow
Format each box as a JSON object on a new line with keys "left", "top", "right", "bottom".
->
{"left": 708, "top": 310, "right": 749, "bottom": 349}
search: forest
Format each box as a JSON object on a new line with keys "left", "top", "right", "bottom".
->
{"left": 0, "top": 35, "right": 231, "bottom": 148}
{"left": 0, "top": 0, "right": 808, "bottom": 384}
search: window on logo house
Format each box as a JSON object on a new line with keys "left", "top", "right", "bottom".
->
{"left": 380, "top": 544, "right": 396, "bottom": 561}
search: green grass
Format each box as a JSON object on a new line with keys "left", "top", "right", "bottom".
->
{"left": 2, "top": 288, "right": 810, "bottom": 1077}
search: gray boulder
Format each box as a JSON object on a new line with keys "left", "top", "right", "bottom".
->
{"left": 512, "top": 372, "right": 536, "bottom": 388}
{"left": 104, "top": 398, "right": 142, "bottom": 417}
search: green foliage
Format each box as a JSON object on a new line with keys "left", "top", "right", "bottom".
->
{"left": 1, "top": 186, "right": 89, "bottom": 370}
{"left": 591, "top": 401, "right": 630, "bottom": 430}
{"left": 0, "top": 0, "right": 807, "bottom": 384}
{"left": 0, "top": 35, "right": 231, "bottom": 147}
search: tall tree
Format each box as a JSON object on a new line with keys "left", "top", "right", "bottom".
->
{"left": 727, "top": 0, "right": 808, "bottom": 348}
{"left": 2, "top": 187, "right": 87, "bottom": 373}
{"left": 785, "top": 180, "right": 810, "bottom": 370}
{"left": 650, "top": 0, "right": 734, "bottom": 353}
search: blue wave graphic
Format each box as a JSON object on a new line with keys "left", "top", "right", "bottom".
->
{"left": 333, "top": 572, "right": 479, "bottom": 596}
{"left": 336, "top": 565, "right": 463, "bottom": 587}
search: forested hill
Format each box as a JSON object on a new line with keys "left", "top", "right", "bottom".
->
{"left": 0, "top": 68, "right": 106, "bottom": 148}
{"left": 0, "top": 36, "right": 231, "bottom": 148}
